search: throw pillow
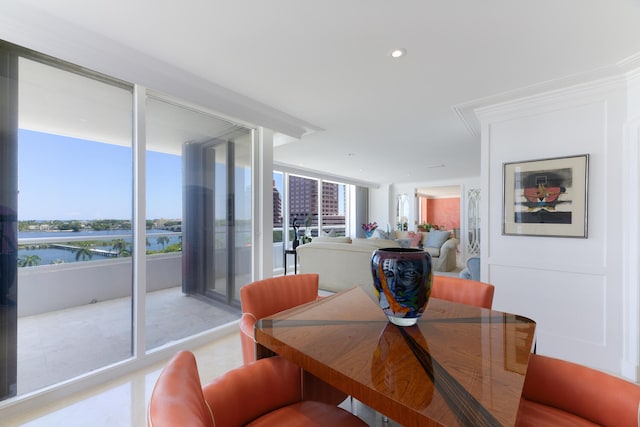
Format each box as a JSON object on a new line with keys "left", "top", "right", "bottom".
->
{"left": 322, "top": 229, "right": 337, "bottom": 237}
{"left": 407, "top": 231, "right": 422, "bottom": 248}
{"left": 425, "top": 230, "right": 451, "bottom": 249}
{"left": 377, "top": 229, "right": 394, "bottom": 240}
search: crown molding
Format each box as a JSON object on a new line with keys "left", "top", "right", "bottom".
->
{"left": 618, "top": 51, "right": 640, "bottom": 71}
{"left": 452, "top": 52, "right": 640, "bottom": 136}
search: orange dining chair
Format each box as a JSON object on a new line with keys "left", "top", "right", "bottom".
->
{"left": 239, "top": 274, "right": 321, "bottom": 364}
{"left": 239, "top": 273, "right": 346, "bottom": 405}
{"left": 516, "top": 353, "right": 640, "bottom": 427}
{"left": 147, "top": 351, "right": 367, "bottom": 427}
{"left": 431, "top": 276, "right": 495, "bottom": 309}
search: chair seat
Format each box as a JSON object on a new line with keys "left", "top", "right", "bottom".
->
{"left": 247, "top": 401, "right": 367, "bottom": 427}
{"left": 516, "top": 399, "right": 600, "bottom": 427}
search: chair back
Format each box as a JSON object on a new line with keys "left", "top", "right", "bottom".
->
{"left": 147, "top": 351, "right": 213, "bottom": 427}
{"left": 149, "top": 352, "right": 366, "bottom": 427}
{"left": 240, "top": 274, "right": 320, "bottom": 364}
{"left": 431, "top": 276, "right": 494, "bottom": 309}
{"left": 238, "top": 273, "right": 346, "bottom": 405}
{"left": 240, "top": 273, "right": 320, "bottom": 321}
{"left": 203, "top": 356, "right": 302, "bottom": 427}
{"left": 518, "top": 354, "right": 640, "bottom": 427}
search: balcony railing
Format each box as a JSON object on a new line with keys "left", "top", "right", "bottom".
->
{"left": 16, "top": 230, "right": 299, "bottom": 316}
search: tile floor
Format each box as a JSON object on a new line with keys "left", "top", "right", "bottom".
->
{"left": 4, "top": 329, "right": 399, "bottom": 426}
{"left": 3, "top": 331, "right": 244, "bottom": 427}
{"left": 17, "top": 287, "right": 241, "bottom": 394}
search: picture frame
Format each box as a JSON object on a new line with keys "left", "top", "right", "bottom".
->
{"left": 503, "top": 154, "right": 589, "bottom": 238}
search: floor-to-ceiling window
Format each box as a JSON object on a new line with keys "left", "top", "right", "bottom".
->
{"left": 0, "top": 41, "right": 253, "bottom": 403}
{"left": 273, "top": 170, "right": 353, "bottom": 272}
{"left": 12, "top": 53, "right": 134, "bottom": 396}
{"left": 321, "top": 180, "right": 347, "bottom": 236}
{"left": 288, "top": 175, "right": 318, "bottom": 238}
{"left": 272, "top": 171, "right": 285, "bottom": 270}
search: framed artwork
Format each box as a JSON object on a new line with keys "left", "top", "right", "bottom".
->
{"left": 503, "top": 154, "right": 589, "bottom": 238}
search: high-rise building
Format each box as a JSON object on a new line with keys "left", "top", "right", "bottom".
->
{"left": 272, "top": 180, "right": 282, "bottom": 226}
{"left": 288, "top": 176, "right": 341, "bottom": 220}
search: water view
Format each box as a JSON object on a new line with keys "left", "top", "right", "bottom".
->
{"left": 18, "top": 229, "right": 182, "bottom": 266}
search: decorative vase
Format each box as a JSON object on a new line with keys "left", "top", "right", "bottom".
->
{"left": 364, "top": 229, "right": 376, "bottom": 238}
{"left": 370, "top": 247, "right": 432, "bottom": 326}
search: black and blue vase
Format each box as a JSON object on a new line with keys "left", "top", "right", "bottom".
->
{"left": 371, "top": 248, "right": 432, "bottom": 326}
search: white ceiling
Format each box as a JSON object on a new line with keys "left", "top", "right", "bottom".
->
{"left": 5, "top": 0, "right": 640, "bottom": 186}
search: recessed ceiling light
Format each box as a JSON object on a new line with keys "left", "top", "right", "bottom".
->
{"left": 390, "top": 48, "right": 406, "bottom": 58}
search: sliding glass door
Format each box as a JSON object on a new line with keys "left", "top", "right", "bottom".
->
{"left": 148, "top": 95, "right": 251, "bottom": 316}
{"left": 0, "top": 46, "right": 135, "bottom": 398}
{"left": 0, "top": 40, "right": 256, "bottom": 401}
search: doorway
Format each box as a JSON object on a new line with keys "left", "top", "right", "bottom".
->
{"left": 416, "top": 185, "right": 461, "bottom": 236}
{"left": 182, "top": 130, "right": 253, "bottom": 306}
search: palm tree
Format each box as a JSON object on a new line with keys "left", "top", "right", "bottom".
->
{"left": 74, "top": 242, "right": 94, "bottom": 261}
{"left": 18, "top": 254, "right": 41, "bottom": 267}
{"left": 156, "top": 236, "right": 170, "bottom": 250}
{"left": 110, "top": 239, "right": 130, "bottom": 257}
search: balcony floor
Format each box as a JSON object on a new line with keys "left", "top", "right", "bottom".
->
{"left": 17, "top": 286, "right": 241, "bottom": 394}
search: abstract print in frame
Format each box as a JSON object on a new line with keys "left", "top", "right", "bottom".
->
{"left": 503, "top": 154, "right": 588, "bottom": 238}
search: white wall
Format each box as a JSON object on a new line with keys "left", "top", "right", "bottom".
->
{"left": 622, "top": 66, "right": 640, "bottom": 380}
{"left": 18, "top": 254, "right": 182, "bottom": 316}
{"left": 369, "top": 183, "right": 392, "bottom": 232}
{"left": 476, "top": 66, "right": 640, "bottom": 379}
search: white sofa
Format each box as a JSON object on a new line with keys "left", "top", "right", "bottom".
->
{"left": 296, "top": 232, "right": 459, "bottom": 294}
{"left": 296, "top": 237, "right": 399, "bottom": 294}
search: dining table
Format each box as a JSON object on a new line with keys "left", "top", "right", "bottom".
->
{"left": 255, "top": 285, "right": 537, "bottom": 427}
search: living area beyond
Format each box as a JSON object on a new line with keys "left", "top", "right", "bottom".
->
{"left": 296, "top": 229, "right": 458, "bottom": 294}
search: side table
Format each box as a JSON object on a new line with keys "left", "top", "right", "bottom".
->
{"left": 283, "top": 249, "right": 297, "bottom": 275}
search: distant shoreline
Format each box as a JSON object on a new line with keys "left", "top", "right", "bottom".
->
{"left": 18, "top": 229, "right": 179, "bottom": 239}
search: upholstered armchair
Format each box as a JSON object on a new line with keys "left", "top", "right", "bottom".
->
{"left": 147, "top": 351, "right": 367, "bottom": 427}
{"left": 389, "top": 229, "right": 459, "bottom": 272}
{"left": 239, "top": 274, "right": 321, "bottom": 364}
{"left": 459, "top": 256, "right": 480, "bottom": 281}
{"left": 516, "top": 353, "right": 640, "bottom": 426}
{"left": 420, "top": 229, "right": 458, "bottom": 272}
{"left": 239, "top": 273, "right": 346, "bottom": 405}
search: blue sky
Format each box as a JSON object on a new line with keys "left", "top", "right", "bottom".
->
{"left": 18, "top": 129, "right": 181, "bottom": 220}
{"left": 18, "top": 130, "right": 341, "bottom": 221}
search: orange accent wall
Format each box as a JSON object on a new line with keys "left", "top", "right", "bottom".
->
{"left": 419, "top": 198, "right": 428, "bottom": 224}
{"left": 426, "top": 198, "right": 460, "bottom": 230}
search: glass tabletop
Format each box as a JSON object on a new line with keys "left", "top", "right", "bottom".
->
{"left": 256, "top": 285, "right": 536, "bottom": 427}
